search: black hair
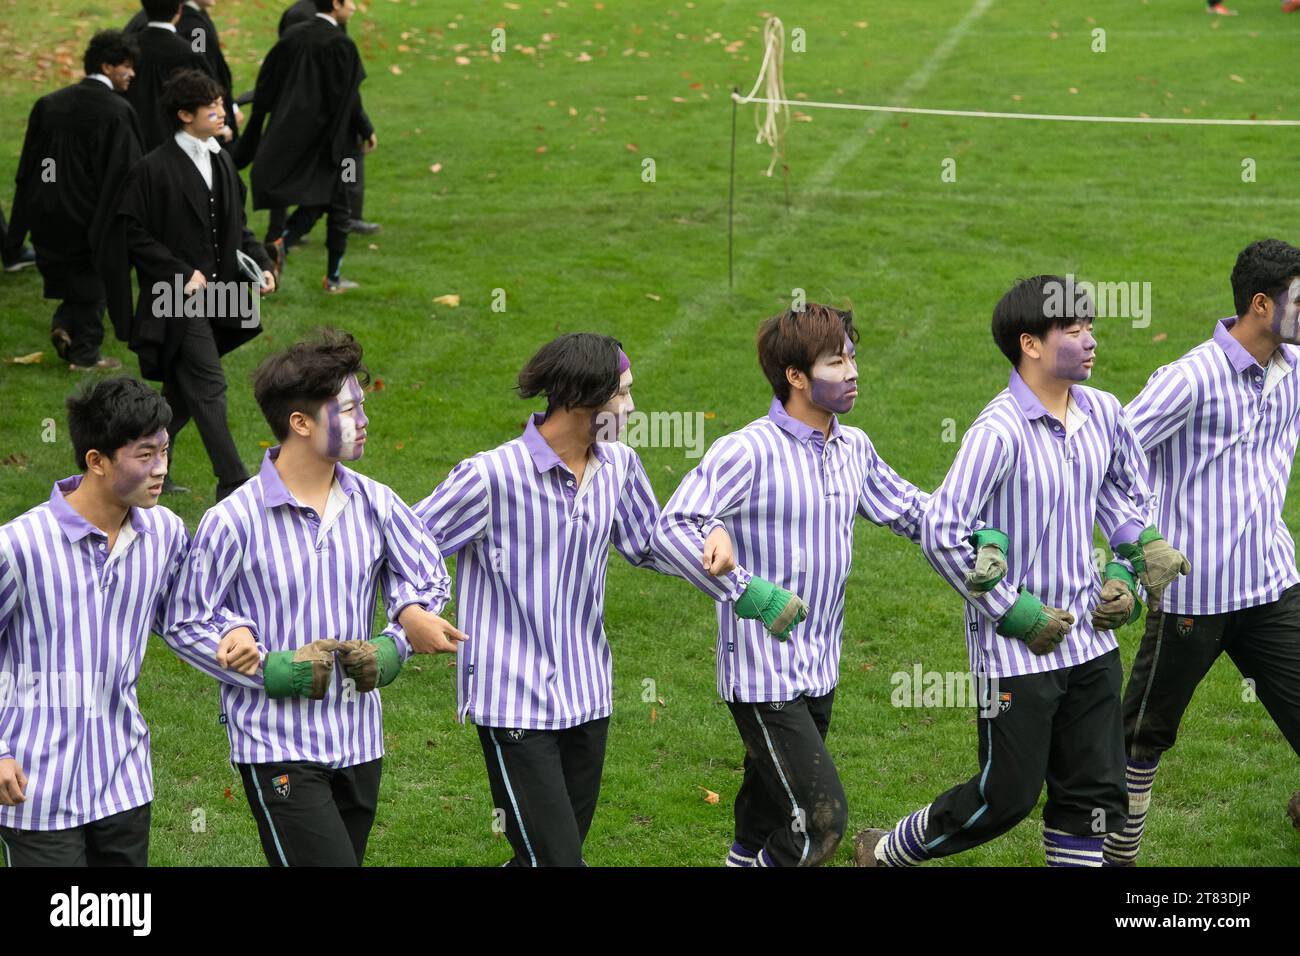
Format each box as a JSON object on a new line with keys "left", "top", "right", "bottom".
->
{"left": 160, "top": 69, "right": 225, "bottom": 131}
{"left": 83, "top": 30, "right": 138, "bottom": 75}
{"left": 141, "top": 0, "right": 183, "bottom": 22}
{"left": 252, "top": 328, "right": 370, "bottom": 441}
{"left": 66, "top": 377, "right": 172, "bottom": 471}
{"left": 756, "top": 303, "right": 858, "bottom": 403}
{"left": 517, "top": 333, "right": 624, "bottom": 412}
{"left": 313, "top": 0, "right": 340, "bottom": 12}
{"left": 991, "top": 274, "right": 1091, "bottom": 366}
{"left": 1230, "top": 239, "right": 1300, "bottom": 318}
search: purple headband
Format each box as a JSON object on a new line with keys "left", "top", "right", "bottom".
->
{"left": 617, "top": 349, "right": 630, "bottom": 374}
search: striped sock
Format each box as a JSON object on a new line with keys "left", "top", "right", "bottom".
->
{"left": 725, "top": 841, "right": 757, "bottom": 867}
{"left": 1103, "top": 759, "right": 1158, "bottom": 865}
{"left": 1044, "top": 827, "right": 1105, "bottom": 867}
{"left": 876, "top": 805, "right": 932, "bottom": 867}
{"left": 754, "top": 848, "right": 776, "bottom": 867}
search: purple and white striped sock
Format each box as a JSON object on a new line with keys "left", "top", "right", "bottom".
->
{"left": 1103, "top": 759, "right": 1158, "bottom": 866}
{"left": 876, "top": 805, "right": 932, "bottom": 867}
{"left": 754, "top": 848, "right": 776, "bottom": 867}
{"left": 1043, "top": 827, "right": 1105, "bottom": 867}
{"left": 725, "top": 841, "right": 757, "bottom": 867}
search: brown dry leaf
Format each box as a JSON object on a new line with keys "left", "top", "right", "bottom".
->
{"left": 700, "top": 787, "right": 720, "bottom": 805}
{"left": 793, "top": 111, "right": 813, "bottom": 122}
{"left": 9, "top": 352, "right": 43, "bottom": 365}
{"left": 1229, "top": 74, "right": 1244, "bottom": 83}
{"left": 576, "top": 51, "right": 592, "bottom": 62}
{"left": 2, "top": 453, "right": 29, "bottom": 470}
{"left": 454, "top": 55, "right": 471, "bottom": 66}
{"left": 645, "top": 292, "right": 660, "bottom": 301}
{"left": 862, "top": 662, "right": 874, "bottom": 672}
{"left": 625, "top": 142, "right": 639, "bottom": 151}
{"left": 703, "top": 411, "right": 716, "bottom": 420}
{"left": 429, "top": 162, "right": 443, "bottom": 173}
{"left": 650, "top": 706, "right": 657, "bottom": 723}
{"left": 390, "top": 64, "right": 403, "bottom": 75}
{"left": 535, "top": 145, "right": 548, "bottom": 154}
{"left": 395, "top": 441, "right": 405, "bottom": 451}
{"left": 433, "top": 294, "right": 461, "bottom": 306}
{"left": 1152, "top": 332, "right": 1168, "bottom": 343}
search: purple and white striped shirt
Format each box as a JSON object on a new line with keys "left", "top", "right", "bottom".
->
{"left": 1125, "top": 317, "right": 1300, "bottom": 615}
{"left": 0, "top": 476, "right": 187, "bottom": 830}
{"left": 922, "top": 370, "right": 1152, "bottom": 678}
{"left": 414, "top": 413, "right": 670, "bottom": 731}
{"left": 163, "top": 448, "right": 449, "bottom": 767}
{"left": 654, "top": 397, "right": 929, "bottom": 703}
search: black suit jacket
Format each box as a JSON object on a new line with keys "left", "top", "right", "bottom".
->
{"left": 123, "top": 25, "right": 210, "bottom": 150}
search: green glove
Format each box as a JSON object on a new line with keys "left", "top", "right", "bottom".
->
{"left": 1115, "top": 527, "right": 1191, "bottom": 603}
{"left": 735, "top": 575, "right": 808, "bottom": 641}
{"left": 264, "top": 639, "right": 340, "bottom": 700}
{"left": 997, "top": 590, "right": 1075, "bottom": 656}
{"left": 964, "top": 529, "right": 1009, "bottom": 593}
{"left": 336, "top": 637, "right": 403, "bottom": 693}
{"left": 1091, "top": 562, "right": 1141, "bottom": 631}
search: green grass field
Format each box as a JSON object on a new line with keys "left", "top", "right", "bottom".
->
{"left": 1, "top": 0, "right": 1298, "bottom": 866}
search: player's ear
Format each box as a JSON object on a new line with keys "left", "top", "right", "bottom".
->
{"left": 785, "top": 366, "right": 807, "bottom": 393}
{"left": 1251, "top": 291, "right": 1272, "bottom": 320}
{"left": 1019, "top": 332, "right": 1042, "bottom": 362}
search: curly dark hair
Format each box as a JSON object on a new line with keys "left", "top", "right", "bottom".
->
{"left": 1230, "top": 239, "right": 1300, "bottom": 318}
{"left": 160, "top": 68, "right": 225, "bottom": 131}
{"left": 83, "top": 30, "right": 139, "bottom": 75}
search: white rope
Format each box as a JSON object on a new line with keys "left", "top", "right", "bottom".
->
{"left": 731, "top": 92, "right": 1300, "bottom": 128}
{"left": 741, "top": 17, "right": 788, "bottom": 176}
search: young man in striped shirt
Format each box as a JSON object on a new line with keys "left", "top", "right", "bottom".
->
{"left": 654, "top": 304, "right": 945, "bottom": 868}
{"left": 164, "top": 329, "right": 460, "bottom": 866}
{"left": 1106, "top": 239, "right": 1300, "bottom": 865}
{"left": 414, "top": 333, "right": 737, "bottom": 866}
{"left": 0, "top": 377, "right": 183, "bottom": 866}
{"left": 855, "top": 275, "right": 1189, "bottom": 868}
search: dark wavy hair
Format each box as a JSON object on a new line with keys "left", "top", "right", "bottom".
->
{"left": 252, "top": 328, "right": 371, "bottom": 441}
{"left": 1231, "top": 239, "right": 1300, "bottom": 318}
{"left": 517, "top": 333, "right": 624, "bottom": 412}
{"left": 756, "top": 303, "right": 858, "bottom": 403}
{"left": 83, "top": 30, "right": 139, "bottom": 75}
{"left": 160, "top": 68, "right": 224, "bottom": 131}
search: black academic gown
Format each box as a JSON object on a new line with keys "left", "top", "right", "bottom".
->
{"left": 278, "top": 0, "right": 347, "bottom": 37}
{"left": 123, "top": 25, "right": 211, "bottom": 151}
{"left": 129, "top": 5, "right": 238, "bottom": 139}
{"left": 7, "top": 78, "right": 144, "bottom": 301}
{"left": 232, "top": 18, "right": 372, "bottom": 209}
{"left": 97, "top": 139, "right": 272, "bottom": 380}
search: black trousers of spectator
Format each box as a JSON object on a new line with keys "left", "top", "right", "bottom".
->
{"left": 52, "top": 297, "right": 107, "bottom": 366}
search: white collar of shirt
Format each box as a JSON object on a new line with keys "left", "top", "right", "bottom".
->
{"left": 88, "top": 73, "right": 113, "bottom": 89}
{"left": 105, "top": 518, "right": 139, "bottom": 569}
{"left": 315, "top": 12, "right": 339, "bottom": 26}
{"left": 185, "top": 0, "right": 201, "bottom": 10}
{"left": 175, "top": 130, "right": 218, "bottom": 188}
{"left": 1064, "top": 396, "right": 1086, "bottom": 439}
{"left": 575, "top": 449, "right": 603, "bottom": 500}
{"left": 146, "top": 21, "right": 178, "bottom": 32}
{"left": 1263, "top": 353, "right": 1294, "bottom": 399}
{"left": 316, "top": 481, "right": 351, "bottom": 541}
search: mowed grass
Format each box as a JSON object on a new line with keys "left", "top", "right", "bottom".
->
{"left": 1, "top": 0, "right": 1297, "bottom": 865}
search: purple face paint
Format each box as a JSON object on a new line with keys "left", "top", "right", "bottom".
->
{"left": 109, "top": 429, "right": 169, "bottom": 505}
{"left": 1049, "top": 325, "right": 1096, "bottom": 382}
{"left": 593, "top": 368, "right": 635, "bottom": 442}
{"left": 1271, "top": 278, "right": 1300, "bottom": 343}
{"left": 617, "top": 349, "right": 630, "bottom": 374}
{"left": 809, "top": 335, "right": 858, "bottom": 414}
{"left": 320, "top": 375, "right": 368, "bottom": 461}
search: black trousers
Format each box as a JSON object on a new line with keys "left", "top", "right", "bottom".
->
{"left": 477, "top": 718, "right": 609, "bottom": 867}
{"left": 52, "top": 297, "right": 106, "bottom": 366}
{"left": 920, "top": 650, "right": 1128, "bottom": 858}
{"left": 238, "top": 758, "right": 382, "bottom": 867}
{"left": 1123, "top": 583, "right": 1300, "bottom": 762}
{"left": 283, "top": 180, "right": 352, "bottom": 259}
{"left": 161, "top": 316, "right": 248, "bottom": 497}
{"left": 727, "top": 690, "right": 848, "bottom": 867}
{"left": 263, "top": 147, "right": 365, "bottom": 245}
{"left": 0, "top": 803, "right": 151, "bottom": 867}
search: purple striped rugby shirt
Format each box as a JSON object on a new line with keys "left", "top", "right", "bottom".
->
{"left": 1125, "top": 317, "right": 1300, "bottom": 615}
{"left": 163, "top": 448, "right": 449, "bottom": 767}
{"left": 923, "top": 370, "right": 1153, "bottom": 679}
{"left": 653, "top": 397, "right": 929, "bottom": 703}
{"left": 414, "top": 413, "right": 678, "bottom": 731}
{"left": 0, "top": 476, "right": 187, "bottom": 830}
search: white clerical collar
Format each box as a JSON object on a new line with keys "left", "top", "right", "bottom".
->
{"left": 315, "top": 12, "right": 339, "bottom": 26}
{"left": 185, "top": 0, "right": 201, "bottom": 9}
{"left": 88, "top": 73, "right": 113, "bottom": 89}
{"left": 175, "top": 129, "right": 221, "bottom": 156}
{"left": 146, "top": 21, "right": 178, "bottom": 32}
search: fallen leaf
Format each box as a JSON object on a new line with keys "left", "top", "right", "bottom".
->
{"left": 699, "top": 787, "right": 720, "bottom": 805}
{"left": 536, "top": 144, "right": 548, "bottom": 153}
{"left": 455, "top": 56, "right": 471, "bottom": 66}
{"left": 650, "top": 706, "right": 657, "bottom": 723}
{"left": 703, "top": 411, "right": 716, "bottom": 420}
{"left": 395, "top": 441, "right": 405, "bottom": 451}
{"left": 223, "top": 787, "right": 233, "bottom": 801}
{"left": 8, "top": 352, "right": 43, "bottom": 365}
{"left": 390, "top": 64, "right": 403, "bottom": 75}
{"left": 625, "top": 142, "right": 638, "bottom": 151}
{"left": 1152, "top": 332, "right": 1168, "bottom": 343}
{"left": 862, "top": 662, "right": 874, "bottom": 671}
{"left": 1, "top": 453, "right": 29, "bottom": 470}
{"left": 1229, "top": 74, "right": 1244, "bottom": 83}
{"left": 430, "top": 162, "right": 443, "bottom": 173}
{"left": 645, "top": 292, "right": 660, "bottom": 301}
{"left": 433, "top": 294, "right": 460, "bottom": 306}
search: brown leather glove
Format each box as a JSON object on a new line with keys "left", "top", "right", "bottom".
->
{"left": 264, "top": 639, "right": 341, "bottom": 700}
{"left": 1025, "top": 606, "right": 1075, "bottom": 655}
{"left": 335, "top": 638, "right": 402, "bottom": 693}
{"left": 1091, "top": 578, "right": 1136, "bottom": 631}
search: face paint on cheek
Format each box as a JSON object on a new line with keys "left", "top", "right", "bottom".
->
{"left": 1272, "top": 279, "right": 1300, "bottom": 343}
{"left": 109, "top": 431, "right": 169, "bottom": 502}
{"left": 323, "top": 376, "right": 367, "bottom": 460}
{"left": 1051, "top": 332, "right": 1093, "bottom": 381}
{"left": 809, "top": 343, "right": 858, "bottom": 414}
